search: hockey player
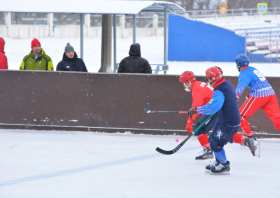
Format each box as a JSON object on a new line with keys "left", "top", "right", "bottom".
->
{"left": 187, "top": 66, "right": 255, "bottom": 174}
{"left": 235, "top": 54, "right": 280, "bottom": 138}
{"left": 179, "top": 71, "right": 218, "bottom": 160}
{"left": 180, "top": 71, "right": 255, "bottom": 163}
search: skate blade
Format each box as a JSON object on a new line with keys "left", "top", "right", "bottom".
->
{"left": 205, "top": 170, "right": 210, "bottom": 173}
{"left": 254, "top": 140, "right": 260, "bottom": 158}
{"left": 210, "top": 171, "right": 230, "bottom": 175}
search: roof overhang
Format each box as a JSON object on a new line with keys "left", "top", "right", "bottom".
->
{"left": 0, "top": 0, "right": 185, "bottom": 15}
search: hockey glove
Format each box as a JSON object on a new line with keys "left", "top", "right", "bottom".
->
{"left": 188, "top": 107, "right": 197, "bottom": 118}
{"left": 186, "top": 118, "right": 194, "bottom": 133}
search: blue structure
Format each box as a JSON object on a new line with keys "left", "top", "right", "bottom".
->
{"left": 168, "top": 14, "right": 245, "bottom": 62}
{"left": 247, "top": 52, "right": 278, "bottom": 63}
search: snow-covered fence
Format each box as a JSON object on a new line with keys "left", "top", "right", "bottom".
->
{"left": 0, "top": 13, "right": 164, "bottom": 39}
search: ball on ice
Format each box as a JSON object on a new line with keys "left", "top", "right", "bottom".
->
{"left": 175, "top": 138, "right": 179, "bottom": 142}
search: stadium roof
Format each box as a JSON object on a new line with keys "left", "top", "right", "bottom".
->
{"left": 0, "top": 0, "right": 185, "bottom": 14}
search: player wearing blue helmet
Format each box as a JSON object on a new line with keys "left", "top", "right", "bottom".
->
{"left": 235, "top": 54, "right": 280, "bottom": 140}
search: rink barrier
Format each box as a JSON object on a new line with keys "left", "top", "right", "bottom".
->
{"left": 0, "top": 70, "right": 279, "bottom": 138}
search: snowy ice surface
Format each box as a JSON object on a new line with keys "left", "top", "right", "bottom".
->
{"left": 2, "top": 36, "right": 280, "bottom": 197}
{"left": 0, "top": 129, "right": 280, "bottom": 198}
{"left": 4, "top": 36, "right": 280, "bottom": 77}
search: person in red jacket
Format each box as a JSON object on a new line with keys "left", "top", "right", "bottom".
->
{"left": 0, "top": 37, "right": 8, "bottom": 69}
{"left": 179, "top": 71, "right": 257, "bottom": 159}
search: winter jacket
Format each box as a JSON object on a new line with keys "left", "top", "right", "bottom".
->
{"left": 56, "top": 52, "right": 87, "bottom": 72}
{"left": 20, "top": 48, "right": 53, "bottom": 71}
{"left": 117, "top": 43, "right": 152, "bottom": 73}
{"left": 0, "top": 38, "right": 8, "bottom": 69}
{"left": 197, "top": 79, "right": 241, "bottom": 126}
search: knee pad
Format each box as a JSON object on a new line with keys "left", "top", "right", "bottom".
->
{"left": 209, "top": 133, "right": 224, "bottom": 152}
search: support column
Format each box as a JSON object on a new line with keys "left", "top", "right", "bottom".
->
{"left": 99, "top": 15, "right": 112, "bottom": 73}
{"left": 47, "top": 13, "right": 53, "bottom": 37}
{"left": 84, "top": 14, "right": 90, "bottom": 38}
{"left": 113, "top": 15, "right": 117, "bottom": 73}
{"left": 164, "top": 8, "right": 167, "bottom": 66}
{"left": 133, "top": 15, "right": 136, "bottom": 43}
{"left": 80, "top": 14, "right": 84, "bottom": 59}
{"left": 153, "top": 14, "right": 158, "bottom": 36}
{"left": 5, "top": 12, "right": 11, "bottom": 38}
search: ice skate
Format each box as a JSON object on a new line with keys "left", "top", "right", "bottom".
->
{"left": 248, "top": 136, "right": 260, "bottom": 158}
{"left": 195, "top": 148, "right": 214, "bottom": 160}
{"left": 205, "top": 158, "right": 220, "bottom": 173}
{"left": 244, "top": 137, "right": 256, "bottom": 156}
{"left": 210, "top": 161, "right": 230, "bottom": 175}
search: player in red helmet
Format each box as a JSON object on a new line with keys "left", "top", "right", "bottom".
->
{"left": 179, "top": 71, "right": 218, "bottom": 160}
{"left": 187, "top": 67, "right": 256, "bottom": 174}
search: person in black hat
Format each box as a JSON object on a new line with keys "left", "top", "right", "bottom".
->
{"left": 56, "top": 43, "right": 87, "bottom": 72}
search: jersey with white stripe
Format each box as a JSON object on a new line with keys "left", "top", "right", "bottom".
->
{"left": 236, "top": 66, "right": 275, "bottom": 98}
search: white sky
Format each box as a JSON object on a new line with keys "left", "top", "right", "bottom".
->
{"left": 4, "top": 36, "right": 280, "bottom": 76}
{"left": 1, "top": 129, "right": 280, "bottom": 198}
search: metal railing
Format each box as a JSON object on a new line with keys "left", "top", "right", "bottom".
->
{"left": 186, "top": 7, "right": 280, "bottom": 19}
{"left": 115, "top": 64, "right": 169, "bottom": 74}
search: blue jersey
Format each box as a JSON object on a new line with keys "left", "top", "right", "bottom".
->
{"left": 197, "top": 80, "right": 241, "bottom": 126}
{"left": 236, "top": 66, "right": 275, "bottom": 98}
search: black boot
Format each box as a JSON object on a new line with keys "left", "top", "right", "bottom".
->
{"left": 244, "top": 137, "right": 255, "bottom": 156}
{"left": 195, "top": 148, "right": 214, "bottom": 160}
{"left": 205, "top": 157, "right": 220, "bottom": 173}
{"left": 210, "top": 161, "right": 230, "bottom": 175}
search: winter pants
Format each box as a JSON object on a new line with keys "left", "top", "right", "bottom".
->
{"left": 208, "top": 119, "right": 239, "bottom": 152}
{"left": 193, "top": 114, "right": 218, "bottom": 136}
{"left": 240, "top": 94, "right": 280, "bottom": 136}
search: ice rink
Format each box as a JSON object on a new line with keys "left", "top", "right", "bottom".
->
{"left": 1, "top": 129, "right": 280, "bottom": 198}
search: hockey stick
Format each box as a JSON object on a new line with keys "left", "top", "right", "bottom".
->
{"left": 144, "top": 103, "right": 188, "bottom": 114}
{"left": 155, "top": 114, "right": 215, "bottom": 155}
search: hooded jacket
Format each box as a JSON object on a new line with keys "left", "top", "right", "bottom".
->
{"left": 56, "top": 52, "right": 87, "bottom": 72}
{"left": 0, "top": 38, "right": 8, "bottom": 69}
{"left": 20, "top": 48, "right": 53, "bottom": 71}
{"left": 117, "top": 43, "right": 152, "bottom": 73}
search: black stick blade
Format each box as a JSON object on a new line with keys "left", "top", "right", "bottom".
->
{"left": 155, "top": 134, "right": 193, "bottom": 155}
{"left": 156, "top": 147, "right": 178, "bottom": 155}
{"left": 144, "top": 103, "right": 151, "bottom": 113}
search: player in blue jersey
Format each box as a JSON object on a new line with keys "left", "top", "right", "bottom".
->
{"left": 187, "top": 66, "right": 255, "bottom": 174}
{"left": 235, "top": 54, "right": 280, "bottom": 138}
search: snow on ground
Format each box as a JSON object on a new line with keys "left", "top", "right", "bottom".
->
{"left": 0, "top": 129, "right": 280, "bottom": 198}
{"left": 4, "top": 36, "right": 280, "bottom": 76}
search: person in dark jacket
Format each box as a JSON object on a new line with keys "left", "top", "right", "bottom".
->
{"left": 117, "top": 43, "right": 152, "bottom": 73}
{"left": 56, "top": 43, "right": 87, "bottom": 72}
{"left": 188, "top": 66, "right": 256, "bottom": 175}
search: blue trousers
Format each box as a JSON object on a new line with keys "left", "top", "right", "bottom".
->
{"left": 208, "top": 119, "right": 239, "bottom": 152}
{"left": 193, "top": 114, "right": 218, "bottom": 136}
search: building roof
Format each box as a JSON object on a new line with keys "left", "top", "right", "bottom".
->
{"left": 0, "top": 0, "right": 185, "bottom": 14}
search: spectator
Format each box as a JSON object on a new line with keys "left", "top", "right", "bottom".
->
{"left": 0, "top": 37, "right": 8, "bottom": 69}
{"left": 56, "top": 43, "right": 87, "bottom": 72}
{"left": 20, "top": 38, "right": 53, "bottom": 71}
{"left": 117, "top": 43, "right": 152, "bottom": 73}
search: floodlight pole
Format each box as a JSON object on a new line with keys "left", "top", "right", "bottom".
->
{"left": 80, "top": 14, "right": 84, "bottom": 59}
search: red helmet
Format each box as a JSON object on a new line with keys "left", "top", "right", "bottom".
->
{"left": 179, "top": 71, "right": 196, "bottom": 83}
{"left": 205, "top": 66, "right": 223, "bottom": 83}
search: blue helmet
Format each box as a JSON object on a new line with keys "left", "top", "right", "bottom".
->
{"left": 235, "top": 54, "right": 249, "bottom": 69}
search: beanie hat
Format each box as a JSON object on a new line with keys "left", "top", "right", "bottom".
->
{"left": 31, "top": 38, "right": 41, "bottom": 48}
{"left": 65, "top": 43, "right": 74, "bottom": 53}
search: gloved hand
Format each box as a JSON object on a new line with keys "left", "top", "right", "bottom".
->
{"left": 188, "top": 107, "right": 197, "bottom": 118}
{"left": 186, "top": 118, "right": 194, "bottom": 133}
